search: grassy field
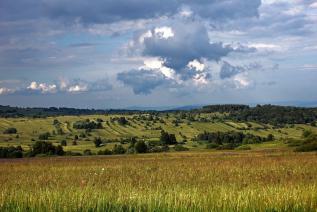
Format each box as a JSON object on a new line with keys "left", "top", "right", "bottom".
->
{"left": 1, "top": 113, "right": 317, "bottom": 211}
{"left": 1, "top": 151, "right": 317, "bottom": 211}
{"left": 0, "top": 113, "right": 316, "bottom": 153}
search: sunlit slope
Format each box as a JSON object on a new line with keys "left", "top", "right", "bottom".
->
{"left": 0, "top": 113, "right": 316, "bottom": 152}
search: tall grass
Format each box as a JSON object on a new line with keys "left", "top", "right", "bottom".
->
{"left": 1, "top": 152, "right": 317, "bottom": 211}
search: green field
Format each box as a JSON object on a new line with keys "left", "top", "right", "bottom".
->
{"left": 1, "top": 113, "right": 316, "bottom": 154}
{"left": 1, "top": 113, "right": 317, "bottom": 211}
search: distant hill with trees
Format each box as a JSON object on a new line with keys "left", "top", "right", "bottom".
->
{"left": 0, "top": 104, "right": 316, "bottom": 125}
{"left": 0, "top": 105, "right": 147, "bottom": 118}
{"left": 227, "top": 105, "right": 317, "bottom": 125}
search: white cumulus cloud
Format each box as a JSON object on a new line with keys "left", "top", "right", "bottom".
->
{"left": 0, "top": 87, "right": 14, "bottom": 95}
{"left": 154, "top": 27, "right": 174, "bottom": 39}
{"left": 233, "top": 74, "right": 253, "bottom": 89}
{"left": 68, "top": 85, "right": 88, "bottom": 93}
{"left": 187, "top": 59, "right": 205, "bottom": 72}
{"left": 27, "top": 81, "right": 57, "bottom": 94}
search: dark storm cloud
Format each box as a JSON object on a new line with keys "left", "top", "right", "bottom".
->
{"left": 117, "top": 69, "right": 168, "bottom": 95}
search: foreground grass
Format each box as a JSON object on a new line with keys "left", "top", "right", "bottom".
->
{"left": 1, "top": 151, "right": 317, "bottom": 211}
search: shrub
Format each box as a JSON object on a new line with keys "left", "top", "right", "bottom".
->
{"left": 293, "top": 134, "right": 317, "bottom": 152}
{"left": 96, "top": 118, "right": 104, "bottom": 123}
{"left": 73, "top": 120, "right": 102, "bottom": 130}
{"left": 83, "top": 149, "right": 93, "bottom": 155}
{"left": 295, "top": 142, "right": 317, "bottom": 152}
{"left": 302, "top": 130, "right": 313, "bottom": 138}
{"left": 128, "top": 137, "right": 137, "bottom": 148}
{"left": 174, "top": 145, "right": 189, "bottom": 151}
{"left": 267, "top": 134, "right": 274, "bottom": 141}
{"left": 286, "top": 139, "right": 302, "bottom": 147}
{"left": 60, "top": 140, "right": 67, "bottom": 146}
{"left": 206, "top": 143, "right": 219, "bottom": 149}
{"left": 243, "top": 134, "right": 264, "bottom": 144}
{"left": 97, "top": 149, "right": 112, "bottom": 155}
{"left": 94, "top": 137, "right": 103, "bottom": 148}
{"left": 126, "top": 147, "right": 136, "bottom": 154}
{"left": 55, "top": 145, "right": 64, "bottom": 156}
{"left": 197, "top": 131, "right": 264, "bottom": 146}
{"left": 53, "top": 119, "right": 60, "bottom": 125}
{"left": 29, "top": 141, "right": 64, "bottom": 156}
{"left": 112, "top": 144, "right": 126, "bottom": 154}
{"left": 38, "top": 132, "right": 50, "bottom": 140}
{"left": 160, "top": 131, "right": 177, "bottom": 145}
{"left": 3, "top": 128, "right": 17, "bottom": 134}
{"left": 79, "top": 132, "right": 86, "bottom": 138}
{"left": 134, "top": 141, "right": 148, "bottom": 153}
{"left": 0, "top": 146, "right": 23, "bottom": 158}
{"left": 117, "top": 117, "right": 128, "bottom": 125}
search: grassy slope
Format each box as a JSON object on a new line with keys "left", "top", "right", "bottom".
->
{"left": 0, "top": 114, "right": 316, "bottom": 153}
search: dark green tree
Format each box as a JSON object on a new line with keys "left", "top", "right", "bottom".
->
{"left": 112, "top": 144, "right": 126, "bottom": 154}
{"left": 94, "top": 137, "right": 103, "bottom": 148}
{"left": 134, "top": 141, "right": 148, "bottom": 153}
{"left": 38, "top": 132, "right": 50, "bottom": 140}
{"left": 267, "top": 134, "right": 274, "bottom": 141}
{"left": 60, "top": 140, "right": 67, "bottom": 146}
{"left": 3, "top": 128, "right": 17, "bottom": 134}
{"left": 160, "top": 131, "right": 177, "bottom": 145}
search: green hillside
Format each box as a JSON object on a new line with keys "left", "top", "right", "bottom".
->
{"left": 1, "top": 113, "right": 316, "bottom": 154}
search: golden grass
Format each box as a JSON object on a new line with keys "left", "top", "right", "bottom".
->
{"left": 1, "top": 151, "right": 317, "bottom": 211}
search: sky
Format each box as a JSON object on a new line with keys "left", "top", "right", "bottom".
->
{"left": 0, "top": 0, "right": 317, "bottom": 109}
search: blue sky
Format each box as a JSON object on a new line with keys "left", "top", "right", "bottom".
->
{"left": 0, "top": 0, "right": 317, "bottom": 108}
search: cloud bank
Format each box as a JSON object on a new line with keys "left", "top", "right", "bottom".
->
{"left": 1, "top": 0, "right": 317, "bottom": 107}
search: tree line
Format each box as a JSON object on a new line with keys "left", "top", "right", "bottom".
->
{"left": 228, "top": 105, "right": 317, "bottom": 125}
{"left": 1, "top": 104, "right": 316, "bottom": 126}
{"left": 0, "top": 130, "right": 188, "bottom": 158}
{"left": 196, "top": 131, "right": 274, "bottom": 150}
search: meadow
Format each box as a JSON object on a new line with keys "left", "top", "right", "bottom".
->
{"left": 1, "top": 108, "right": 317, "bottom": 211}
{"left": 0, "top": 112, "right": 316, "bottom": 154}
{"left": 1, "top": 151, "right": 317, "bottom": 211}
